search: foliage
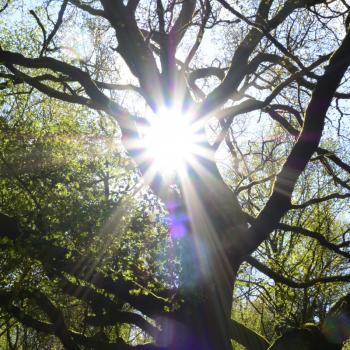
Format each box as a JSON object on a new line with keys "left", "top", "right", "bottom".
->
{"left": 1, "top": 1, "right": 350, "bottom": 349}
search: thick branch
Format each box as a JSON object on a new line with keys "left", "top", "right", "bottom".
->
{"left": 59, "top": 275, "right": 160, "bottom": 337}
{"left": 201, "top": 0, "right": 324, "bottom": 117}
{"left": 68, "top": 0, "right": 106, "bottom": 17}
{"left": 0, "top": 290, "right": 79, "bottom": 350}
{"left": 1, "top": 297, "right": 162, "bottom": 350}
{"left": 265, "top": 107, "right": 350, "bottom": 180}
{"left": 230, "top": 319, "right": 270, "bottom": 350}
{"left": 0, "top": 212, "right": 171, "bottom": 318}
{"left": 99, "top": 0, "right": 161, "bottom": 108}
{"left": 169, "top": 0, "right": 196, "bottom": 48}
{"left": 244, "top": 27, "right": 350, "bottom": 256}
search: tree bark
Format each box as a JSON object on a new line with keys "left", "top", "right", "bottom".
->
{"left": 154, "top": 153, "right": 247, "bottom": 349}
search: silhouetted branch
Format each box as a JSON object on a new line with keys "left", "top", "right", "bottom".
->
{"left": 247, "top": 256, "right": 350, "bottom": 288}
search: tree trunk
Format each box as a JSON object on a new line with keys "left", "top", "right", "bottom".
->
{"left": 155, "top": 155, "right": 245, "bottom": 349}
{"left": 157, "top": 260, "right": 239, "bottom": 350}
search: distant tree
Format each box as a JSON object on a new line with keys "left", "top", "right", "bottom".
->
{"left": 1, "top": 0, "right": 350, "bottom": 349}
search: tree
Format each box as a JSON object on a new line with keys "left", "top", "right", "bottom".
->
{"left": 1, "top": 0, "right": 350, "bottom": 349}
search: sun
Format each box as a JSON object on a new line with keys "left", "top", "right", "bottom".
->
{"left": 142, "top": 107, "right": 199, "bottom": 175}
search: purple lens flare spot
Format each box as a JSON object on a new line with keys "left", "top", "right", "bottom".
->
{"left": 170, "top": 222, "right": 187, "bottom": 239}
{"left": 166, "top": 200, "right": 189, "bottom": 239}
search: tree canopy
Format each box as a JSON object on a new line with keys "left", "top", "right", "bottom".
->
{"left": 1, "top": 0, "right": 350, "bottom": 349}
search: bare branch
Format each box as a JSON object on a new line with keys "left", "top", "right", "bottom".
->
{"left": 291, "top": 193, "right": 350, "bottom": 209}
{"left": 169, "top": 0, "right": 196, "bottom": 48}
{"left": 41, "top": 0, "right": 68, "bottom": 56}
{"left": 244, "top": 28, "right": 350, "bottom": 256}
{"left": 247, "top": 256, "right": 350, "bottom": 288}
{"left": 277, "top": 223, "right": 350, "bottom": 260}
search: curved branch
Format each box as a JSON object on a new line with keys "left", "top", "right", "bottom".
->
{"left": 189, "top": 67, "right": 225, "bottom": 85}
{"left": 291, "top": 193, "right": 350, "bottom": 209}
{"left": 264, "top": 107, "right": 350, "bottom": 181}
{"left": 41, "top": 0, "right": 68, "bottom": 56}
{"left": 230, "top": 319, "right": 270, "bottom": 350}
{"left": 68, "top": 0, "right": 106, "bottom": 17}
{"left": 0, "top": 290, "right": 79, "bottom": 350}
{"left": 99, "top": 0, "right": 161, "bottom": 109}
{"left": 244, "top": 27, "right": 350, "bottom": 256}
{"left": 247, "top": 256, "right": 350, "bottom": 288}
{"left": 169, "top": 0, "right": 196, "bottom": 48}
{"left": 0, "top": 212, "right": 172, "bottom": 318}
{"left": 201, "top": 0, "right": 325, "bottom": 117}
{"left": 59, "top": 275, "right": 160, "bottom": 338}
{"left": 1, "top": 301, "right": 162, "bottom": 350}
{"left": 277, "top": 223, "right": 350, "bottom": 260}
{"left": 183, "top": 0, "right": 211, "bottom": 68}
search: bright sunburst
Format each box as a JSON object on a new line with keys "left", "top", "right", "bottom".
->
{"left": 142, "top": 107, "right": 200, "bottom": 175}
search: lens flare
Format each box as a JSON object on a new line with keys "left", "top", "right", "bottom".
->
{"left": 143, "top": 108, "right": 199, "bottom": 175}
